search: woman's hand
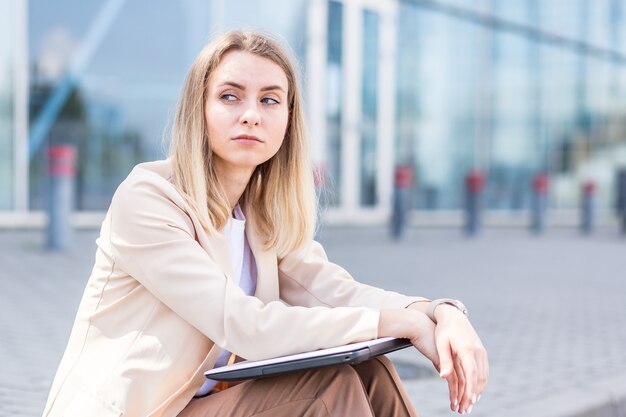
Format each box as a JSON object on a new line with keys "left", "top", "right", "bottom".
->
{"left": 430, "top": 305, "right": 489, "bottom": 414}
{"left": 378, "top": 305, "right": 488, "bottom": 414}
{"left": 378, "top": 309, "right": 439, "bottom": 366}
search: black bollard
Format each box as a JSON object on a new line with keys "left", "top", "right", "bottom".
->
{"left": 530, "top": 173, "right": 549, "bottom": 234}
{"left": 617, "top": 169, "right": 626, "bottom": 235}
{"left": 391, "top": 165, "right": 413, "bottom": 240}
{"left": 580, "top": 181, "right": 596, "bottom": 235}
{"left": 46, "top": 145, "right": 77, "bottom": 251}
{"left": 464, "top": 169, "right": 485, "bottom": 237}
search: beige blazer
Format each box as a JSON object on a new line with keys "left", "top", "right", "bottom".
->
{"left": 42, "top": 160, "right": 422, "bottom": 417}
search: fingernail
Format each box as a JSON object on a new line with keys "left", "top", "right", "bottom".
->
{"left": 471, "top": 394, "right": 477, "bottom": 404}
{"left": 454, "top": 399, "right": 459, "bottom": 407}
{"left": 467, "top": 405, "right": 473, "bottom": 414}
{"left": 478, "top": 395, "right": 482, "bottom": 403}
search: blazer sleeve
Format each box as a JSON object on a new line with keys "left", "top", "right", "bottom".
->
{"left": 278, "top": 240, "right": 427, "bottom": 309}
{"left": 108, "top": 172, "right": 379, "bottom": 361}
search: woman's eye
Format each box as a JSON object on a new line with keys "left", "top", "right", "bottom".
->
{"left": 221, "top": 93, "right": 237, "bottom": 101}
{"left": 261, "top": 97, "right": 279, "bottom": 105}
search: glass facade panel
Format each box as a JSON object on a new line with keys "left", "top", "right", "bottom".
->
{"left": 3, "top": 0, "right": 625, "bottom": 218}
{"left": 0, "top": 0, "right": 15, "bottom": 210}
{"left": 360, "top": 9, "right": 378, "bottom": 206}
{"left": 326, "top": 0, "right": 343, "bottom": 207}
{"left": 489, "top": 24, "right": 537, "bottom": 210}
{"left": 221, "top": 0, "right": 308, "bottom": 60}
{"left": 27, "top": 0, "right": 307, "bottom": 211}
{"left": 395, "top": 0, "right": 626, "bottom": 211}
{"left": 395, "top": 2, "right": 419, "bottom": 166}
{"left": 397, "top": 7, "right": 479, "bottom": 209}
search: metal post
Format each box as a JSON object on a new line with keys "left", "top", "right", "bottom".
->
{"left": 617, "top": 169, "right": 626, "bottom": 235}
{"left": 530, "top": 173, "right": 549, "bottom": 234}
{"left": 580, "top": 181, "right": 595, "bottom": 235}
{"left": 391, "top": 165, "right": 413, "bottom": 240}
{"left": 46, "top": 145, "right": 77, "bottom": 250}
{"left": 464, "top": 169, "right": 485, "bottom": 237}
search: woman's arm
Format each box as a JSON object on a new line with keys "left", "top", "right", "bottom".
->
{"left": 108, "top": 173, "right": 380, "bottom": 361}
{"left": 280, "top": 239, "right": 488, "bottom": 414}
{"left": 278, "top": 240, "right": 427, "bottom": 309}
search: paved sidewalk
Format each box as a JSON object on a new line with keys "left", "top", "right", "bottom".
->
{"left": 1, "top": 227, "right": 625, "bottom": 416}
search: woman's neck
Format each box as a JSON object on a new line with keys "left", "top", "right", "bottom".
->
{"left": 214, "top": 164, "right": 255, "bottom": 209}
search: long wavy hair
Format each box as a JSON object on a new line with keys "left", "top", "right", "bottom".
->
{"left": 168, "top": 30, "right": 317, "bottom": 256}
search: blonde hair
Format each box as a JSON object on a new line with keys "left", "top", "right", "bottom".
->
{"left": 168, "top": 30, "right": 317, "bottom": 256}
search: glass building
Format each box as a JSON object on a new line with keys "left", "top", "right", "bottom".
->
{"left": 1, "top": 0, "right": 625, "bottom": 227}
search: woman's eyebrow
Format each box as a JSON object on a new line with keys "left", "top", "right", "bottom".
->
{"left": 260, "top": 85, "right": 286, "bottom": 93}
{"left": 217, "top": 80, "right": 285, "bottom": 93}
{"left": 217, "top": 81, "right": 245, "bottom": 90}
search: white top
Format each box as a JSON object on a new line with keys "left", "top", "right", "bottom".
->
{"left": 195, "top": 205, "right": 258, "bottom": 396}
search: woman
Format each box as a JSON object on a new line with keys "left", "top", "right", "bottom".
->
{"left": 42, "top": 30, "right": 488, "bottom": 417}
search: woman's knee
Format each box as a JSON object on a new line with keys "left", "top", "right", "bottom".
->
{"left": 251, "top": 364, "right": 363, "bottom": 401}
{"left": 308, "top": 365, "right": 375, "bottom": 416}
{"left": 355, "top": 356, "right": 394, "bottom": 376}
{"left": 309, "top": 364, "right": 363, "bottom": 388}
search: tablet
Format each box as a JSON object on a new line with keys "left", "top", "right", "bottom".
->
{"left": 204, "top": 337, "right": 412, "bottom": 382}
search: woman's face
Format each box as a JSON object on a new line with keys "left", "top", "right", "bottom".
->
{"left": 205, "top": 50, "right": 290, "bottom": 177}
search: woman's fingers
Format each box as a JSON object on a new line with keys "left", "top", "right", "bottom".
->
{"left": 475, "top": 347, "right": 489, "bottom": 398}
{"left": 458, "top": 349, "right": 479, "bottom": 413}
{"left": 436, "top": 337, "right": 464, "bottom": 413}
{"left": 453, "top": 356, "right": 465, "bottom": 413}
{"left": 443, "top": 363, "right": 459, "bottom": 412}
{"left": 435, "top": 337, "right": 454, "bottom": 379}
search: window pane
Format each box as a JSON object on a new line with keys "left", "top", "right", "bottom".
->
{"left": 360, "top": 9, "right": 378, "bottom": 206}
{"left": 395, "top": 0, "right": 626, "bottom": 211}
{"left": 28, "top": 0, "right": 307, "bottom": 211}
{"left": 326, "top": 0, "right": 343, "bottom": 207}
{"left": 0, "top": 0, "right": 15, "bottom": 210}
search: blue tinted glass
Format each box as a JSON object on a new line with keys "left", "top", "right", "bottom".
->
{"left": 0, "top": 0, "right": 15, "bottom": 210}
{"left": 27, "top": 0, "right": 306, "bottom": 210}
{"left": 395, "top": 0, "right": 626, "bottom": 210}
{"left": 361, "top": 9, "right": 378, "bottom": 206}
{"left": 326, "top": 0, "right": 343, "bottom": 207}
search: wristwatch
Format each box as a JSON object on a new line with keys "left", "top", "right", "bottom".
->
{"left": 426, "top": 298, "right": 468, "bottom": 323}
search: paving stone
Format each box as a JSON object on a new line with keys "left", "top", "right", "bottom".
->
{"left": 1, "top": 227, "right": 625, "bottom": 417}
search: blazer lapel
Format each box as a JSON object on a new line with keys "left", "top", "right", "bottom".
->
{"left": 195, "top": 222, "right": 235, "bottom": 281}
{"left": 162, "top": 159, "right": 235, "bottom": 281}
{"left": 189, "top": 202, "right": 279, "bottom": 302}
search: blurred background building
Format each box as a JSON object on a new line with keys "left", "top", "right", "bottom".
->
{"left": 1, "top": 0, "right": 625, "bottom": 227}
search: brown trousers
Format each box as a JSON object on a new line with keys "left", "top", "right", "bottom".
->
{"left": 178, "top": 356, "right": 419, "bottom": 417}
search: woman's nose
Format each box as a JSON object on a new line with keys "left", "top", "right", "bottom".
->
{"left": 239, "top": 105, "right": 261, "bottom": 126}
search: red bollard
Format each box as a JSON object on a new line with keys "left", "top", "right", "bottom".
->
{"left": 395, "top": 165, "right": 413, "bottom": 189}
{"left": 532, "top": 173, "right": 549, "bottom": 195}
{"left": 466, "top": 169, "right": 485, "bottom": 194}
{"left": 391, "top": 165, "right": 414, "bottom": 239}
{"left": 581, "top": 181, "right": 596, "bottom": 234}
{"left": 47, "top": 145, "right": 77, "bottom": 250}
{"left": 531, "top": 173, "right": 549, "bottom": 234}
{"left": 465, "top": 169, "right": 485, "bottom": 236}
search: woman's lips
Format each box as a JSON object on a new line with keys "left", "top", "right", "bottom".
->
{"left": 233, "top": 135, "right": 262, "bottom": 144}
